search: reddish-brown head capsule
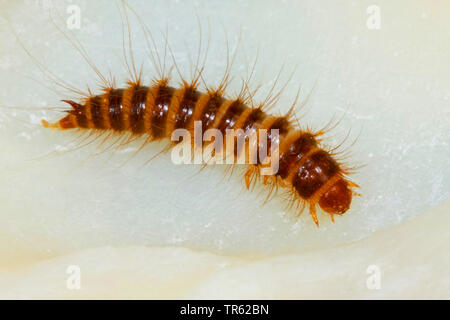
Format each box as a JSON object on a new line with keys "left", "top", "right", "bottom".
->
{"left": 318, "top": 178, "right": 352, "bottom": 215}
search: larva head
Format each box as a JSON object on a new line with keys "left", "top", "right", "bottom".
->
{"left": 318, "top": 178, "right": 353, "bottom": 215}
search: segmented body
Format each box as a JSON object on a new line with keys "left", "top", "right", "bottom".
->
{"left": 43, "top": 79, "right": 357, "bottom": 225}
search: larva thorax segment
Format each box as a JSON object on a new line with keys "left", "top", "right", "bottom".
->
{"left": 41, "top": 80, "right": 357, "bottom": 225}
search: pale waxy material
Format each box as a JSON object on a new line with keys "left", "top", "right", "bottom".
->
{"left": 0, "top": 0, "right": 449, "bottom": 298}
{"left": 1, "top": 200, "right": 449, "bottom": 299}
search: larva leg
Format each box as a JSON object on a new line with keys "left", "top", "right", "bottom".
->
{"left": 309, "top": 205, "right": 319, "bottom": 226}
{"left": 244, "top": 166, "right": 259, "bottom": 190}
{"left": 244, "top": 167, "right": 253, "bottom": 189}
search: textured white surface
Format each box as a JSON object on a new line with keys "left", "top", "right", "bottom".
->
{"left": 0, "top": 0, "right": 449, "bottom": 298}
{"left": 1, "top": 200, "right": 449, "bottom": 299}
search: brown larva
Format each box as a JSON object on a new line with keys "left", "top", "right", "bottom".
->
{"left": 12, "top": 1, "right": 360, "bottom": 226}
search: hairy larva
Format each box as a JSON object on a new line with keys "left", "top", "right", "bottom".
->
{"left": 42, "top": 79, "right": 360, "bottom": 225}
{"left": 8, "top": 1, "right": 360, "bottom": 226}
